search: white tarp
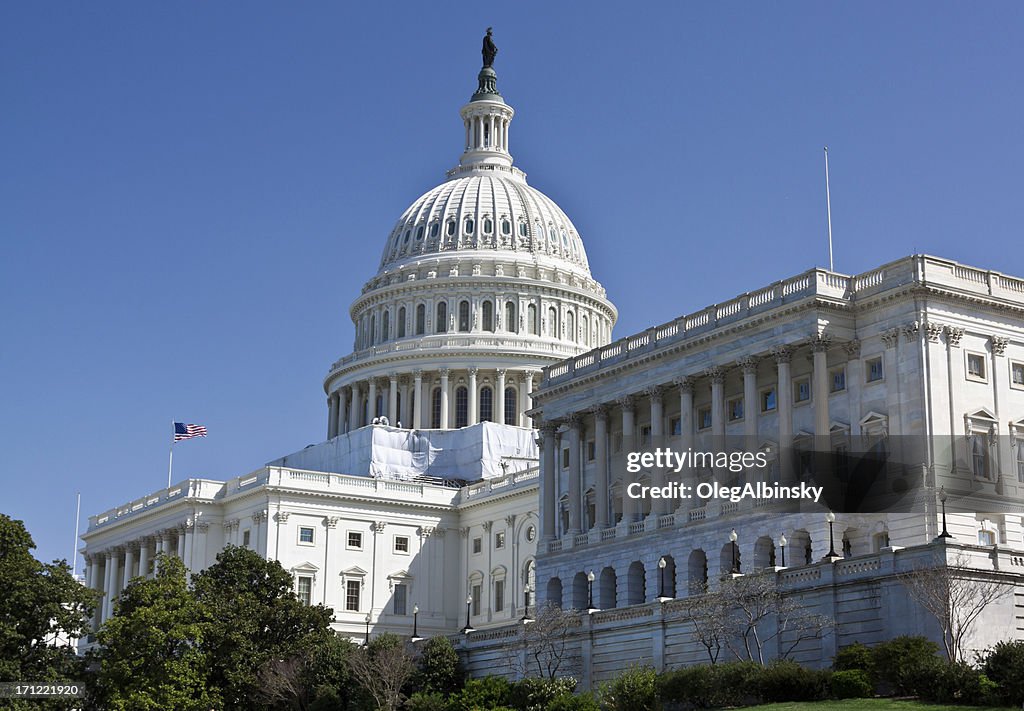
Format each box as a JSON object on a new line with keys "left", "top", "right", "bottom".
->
{"left": 267, "top": 422, "right": 537, "bottom": 482}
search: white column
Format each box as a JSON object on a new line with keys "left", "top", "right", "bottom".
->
{"left": 619, "top": 396, "right": 637, "bottom": 523}
{"left": 740, "top": 357, "right": 759, "bottom": 446}
{"left": 176, "top": 528, "right": 186, "bottom": 559}
{"left": 138, "top": 538, "right": 151, "bottom": 579}
{"left": 567, "top": 415, "right": 582, "bottom": 535}
{"left": 812, "top": 335, "right": 831, "bottom": 437}
{"left": 367, "top": 379, "right": 378, "bottom": 422}
{"left": 675, "top": 377, "right": 696, "bottom": 512}
{"left": 388, "top": 373, "right": 398, "bottom": 423}
{"left": 774, "top": 346, "right": 794, "bottom": 478}
{"left": 122, "top": 544, "right": 136, "bottom": 589}
{"left": 593, "top": 407, "right": 609, "bottom": 528}
{"left": 709, "top": 367, "right": 726, "bottom": 439}
{"left": 349, "top": 383, "right": 361, "bottom": 431}
{"left": 468, "top": 367, "right": 478, "bottom": 425}
{"left": 327, "top": 393, "right": 338, "bottom": 439}
{"left": 439, "top": 368, "right": 450, "bottom": 428}
{"left": 182, "top": 522, "right": 194, "bottom": 571}
{"left": 646, "top": 386, "right": 666, "bottom": 516}
{"left": 101, "top": 551, "right": 114, "bottom": 622}
{"left": 541, "top": 423, "right": 558, "bottom": 541}
{"left": 400, "top": 376, "right": 410, "bottom": 427}
{"left": 991, "top": 335, "right": 1013, "bottom": 493}
{"left": 496, "top": 369, "right": 506, "bottom": 425}
{"left": 413, "top": 369, "right": 424, "bottom": 429}
{"left": 522, "top": 371, "right": 535, "bottom": 427}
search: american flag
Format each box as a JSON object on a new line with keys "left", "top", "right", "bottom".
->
{"left": 173, "top": 422, "right": 208, "bottom": 442}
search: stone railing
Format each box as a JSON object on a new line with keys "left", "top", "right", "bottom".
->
{"left": 88, "top": 478, "right": 226, "bottom": 531}
{"left": 541, "top": 255, "right": 1024, "bottom": 387}
{"left": 460, "top": 466, "right": 540, "bottom": 501}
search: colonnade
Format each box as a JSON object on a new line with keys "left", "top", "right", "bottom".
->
{"left": 327, "top": 368, "right": 539, "bottom": 436}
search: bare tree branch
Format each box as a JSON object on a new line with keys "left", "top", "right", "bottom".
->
{"left": 503, "top": 604, "right": 581, "bottom": 679}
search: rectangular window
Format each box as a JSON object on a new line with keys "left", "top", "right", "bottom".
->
{"left": 967, "top": 352, "right": 986, "bottom": 381}
{"left": 347, "top": 531, "right": 363, "bottom": 550}
{"left": 670, "top": 417, "right": 681, "bottom": 436}
{"left": 494, "top": 579, "right": 505, "bottom": 612}
{"left": 978, "top": 530, "right": 995, "bottom": 546}
{"left": 698, "top": 407, "right": 712, "bottom": 430}
{"left": 394, "top": 536, "right": 410, "bottom": 554}
{"left": 761, "top": 388, "right": 777, "bottom": 412}
{"left": 494, "top": 532, "right": 505, "bottom": 549}
{"left": 794, "top": 378, "right": 811, "bottom": 403}
{"left": 561, "top": 448, "right": 570, "bottom": 469}
{"left": 346, "top": 580, "right": 361, "bottom": 611}
{"left": 728, "top": 397, "right": 744, "bottom": 421}
{"left": 472, "top": 537, "right": 482, "bottom": 555}
{"left": 393, "top": 583, "right": 407, "bottom": 615}
{"left": 586, "top": 440, "right": 595, "bottom": 461}
{"left": 296, "top": 576, "right": 312, "bottom": 606}
{"left": 1011, "top": 361, "right": 1024, "bottom": 388}
{"left": 640, "top": 425, "right": 651, "bottom": 445}
{"left": 298, "top": 526, "right": 315, "bottom": 544}
{"left": 242, "top": 530, "right": 251, "bottom": 547}
{"left": 866, "top": 357, "right": 884, "bottom": 383}
{"left": 830, "top": 367, "right": 846, "bottom": 393}
{"left": 472, "top": 584, "right": 482, "bottom": 616}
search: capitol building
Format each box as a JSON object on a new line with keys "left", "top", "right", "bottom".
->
{"left": 80, "top": 38, "right": 1024, "bottom": 685}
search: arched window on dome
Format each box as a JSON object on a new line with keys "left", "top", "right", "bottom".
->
{"left": 431, "top": 388, "right": 442, "bottom": 429}
{"left": 480, "top": 386, "right": 493, "bottom": 423}
{"left": 458, "top": 301, "right": 470, "bottom": 332}
{"left": 446, "top": 220, "right": 456, "bottom": 237}
{"left": 566, "top": 311, "right": 575, "bottom": 343}
{"left": 436, "top": 302, "right": 448, "bottom": 334}
{"left": 397, "top": 307, "right": 406, "bottom": 338}
{"left": 482, "top": 301, "right": 494, "bottom": 332}
{"left": 381, "top": 310, "right": 390, "bottom": 341}
{"left": 519, "top": 221, "right": 527, "bottom": 237}
{"left": 527, "top": 304, "right": 538, "bottom": 335}
{"left": 502, "top": 219, "right": 511, "bottom": 236}
{"left": 430, "top": 222, "right": 439, "bottom": 238}
{"left": 547, "top": 307, "right": 558, "bottom": 338}
{"left": 370, "top": 314, "right": 376, "bottom": 345}
{"left": 465, "top": 219, "right": 475, "bottom": 235}
{"left": 505, "top": 302, "right": 517, "bottom": 333}
{"left": 455, "top": 386, "right": 469, "bottom": 428}
{"left": 416, "top": 304, "right": 425, "bottom": 335}
{"left": 504, "top": 387, "right": 517, "bottom": 426}
{"left": 483, "top": 218, "right": 493, "bottom": 234}
{"left": 581, "top": 315, "right": 589, "bottom": 346}
{"left": 403, "top": 230, "right": 411, "bottom": 245}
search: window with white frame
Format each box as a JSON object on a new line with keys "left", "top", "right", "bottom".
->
{"left": 865, "top": 357, "right": 884, "bottom": 383}
{"left": 794, "top": 377, "right": 811, "bottom": 403}
{"left": 242, "top": 530, "right": 251, "bottom": 547}
{"left": 472, "top": 537, "right": 482, "bottom": 554}
{"left": 298, "top": 526, "right": 315, "bottom": 545}
{"left": 586, "top": 440, "right": 595, "bottom": 461}
{"left": 347, "top": 531, "right": 363, "bottom": 550}
{"left": 561, "top": 448, "right": 570, "bottom": 468}
{"left": 971, "top": 434, "right": 991, "bottom": 480}
{"left": 670, "top": 417, "right": 682, "bottom": 435}
{"left": 345, "top": 580, "right": 361, "bottom": 611}
{"left": 494, "top": 531, "right": 505, "bottom": 549}
{"left": 494, "top": 578, "right": 505, "bottom": 613}
{"left": 761, "top": 387, "right": 777, "bottom": 412}
{"left": 698, "top": 407, "right": 712, "bottom": 430}
{"left": 393, "top": 582, "right": 408, "bottom": 615}
{"left": 296, "top": 576, "right": 312, "bottom": 606}
{"left": 830, "top": 367, "right": 846, "bottom": 393}
{"left": 1012, "top": 361, "right": 1024, "bottom": 389}
{"left": 1017, "top": 442, "right": 1024, "bottom": 483}
{"left": 978, "top": 529, "right": 996, "bottom": 546}
{"left": 728, "top": 397, "right": 744, "bottom": 421}
{"left": 394, "top": 536, "right": 410, "bottom": 554}
{"left": 471, "top": 583, "right": 482, "bottom": 616}
{"left": 640, "top": 425, "right": 652, "bottom": 445}
{"left": 966, "top": 352, "right": 987, "bottom": 381}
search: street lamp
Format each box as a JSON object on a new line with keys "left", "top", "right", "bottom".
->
{"left": 825, "top": 511, "right": 838, "bottom": 558}
{"left": 778, "top": 534, "right": 787, "bottom": 567}
{"left": 364, "top": 612, "right": 371, "bottom": 645}
{"left": 936, "top": 486, "right": 952, "bottom": 540}
{"left": 729, "top": 529, "right": 739, "bottom": 574}
{"left": 586, "top": 570, "right": 596, "bottom": 611}
{"left": 462, "top": 594, "right": 475, "bottom": 634}
{"left": 658, "top": 557, "right": 667, "bottom": 598}
{"left": 412, "top": 604, "right": 420, "bottom": 640}
{"left": 521, "top": 584, "right": 532, "bottom": 622}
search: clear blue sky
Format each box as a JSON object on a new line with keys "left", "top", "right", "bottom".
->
{"left": 3, "top": 2, "right": 1023, "bottom": 567}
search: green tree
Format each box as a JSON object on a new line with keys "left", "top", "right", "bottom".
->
{"left": 258, "top": 632, "right": 360, "bottom": 711}
{"left": 92, "top": 554, "right": 220, "bottom": 711}
{"left": 347, "top": 633, "right": 417, "bottom": 711}
{"left": 0, "top": 513, "right": 97, "bottom": 691}
{"left": 413, "top": 636, "right": 464, "bottom": 695}
{"left": 192, "top": 545, "right": 335, "bottom": 710}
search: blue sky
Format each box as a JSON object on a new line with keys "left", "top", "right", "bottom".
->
{"left": 3, "top": 3, "right": 1023, "bottom": 567}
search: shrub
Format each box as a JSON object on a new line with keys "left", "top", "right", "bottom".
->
{"left": 758, "top": 660, "right": 831, "bottom": 702}
{"left": 902, "top": 657, "right": 990, "bottom": 705}
{"left": 404, "top": 691, "right": 449, "bottom": 711}
{"left": 870, "top": 636, "right": 939, "bottom": 695}
{"left": 601, "top": 665, "right": 658, "bottom": 711}
{"left": 415, "top": 637, "right": 465, "bottom": 696}
{"left": 508, "top": 677, "right": 577, "bottom": 711}
{"left": 831, "top": 669, "right": 873, "bottom": 699}
{"left": 834, "top": 642, "right": 875, "bottom": 677}
{"left": 982, "top": 640, "right": 1024, "bottom": 706}
{"left": 447, "top": 676, "right": 512, "bottom": 711}
{"left": 658, "top": 665, "right": 716, "bottom": 708}
{"left": 708, "top": 661, "right": 762, "bottom": 707}
{"left": 545, "top": 691, "right": 600, "bottom": 711}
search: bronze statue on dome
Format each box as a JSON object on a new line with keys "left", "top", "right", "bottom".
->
{"left": 482, "top": 28, "right": 497, "bottom": 68}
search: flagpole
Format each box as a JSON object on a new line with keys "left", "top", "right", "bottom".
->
{"left": 168, "top": 421, "right": 174, "bottom": 488}
{"left": 71, "top": 492, "right": 81, "bottom": 578}
{"left": 824, "top": 146, "right": 834, "bottom": 272}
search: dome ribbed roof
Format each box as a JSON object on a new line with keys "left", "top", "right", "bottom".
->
{"left": 378, "top": 173, "right": 592, "bottom": 275}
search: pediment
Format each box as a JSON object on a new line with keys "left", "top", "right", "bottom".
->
{"left": 291, "top": 561, "right": 319, "bottom": 573}
{"left": 966, "top": 408, "right": 997, "bottom": 422}
{"left": 340, "top": 565, "right": 368, "bottom": 577}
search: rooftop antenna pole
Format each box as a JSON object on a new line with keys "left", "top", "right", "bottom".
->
{"left": 71, "top": 491, "right": 81, "bottom": 578}
{"left": 168, "top": 421, "right": 174, "bottom": 488}
{"left": 824, "top": 146, "right": 834, "bottom": 272}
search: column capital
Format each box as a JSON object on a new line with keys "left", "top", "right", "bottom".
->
{"left": 881, "top": 328, "right": 900, "bottom": 349}
{"left": 616, "top": 394, "right": 635, "bottom": 411}
{"left": 439, "top": 367, "right": 451, "bottom": 378}
{"left": 373, "top": 521, "right": 387, "bottom": 533}
{"left": 945, "top": 325, "right": 964, "bottom": 348}
{"left": 324, "top": 516, "right": 339, "bottom": 529}
{"left": 924, "top": 323, "right": 943, "bottom": 343}
{"left": 991, "top": 335, "right": 1009, "bottom": 356}
{"left": 196, "top": 522, "right": 209, "bottom": 533}
{"left": 413, "top": 368, "right": 424, "bottom": 378}
{"left": 643, "top": 385, "right": 666, "bottom": 400}
{"left": 673, "top": 376, "right": 695, "bottom": 394}
{"left": 388, "top": 372, "right": 398, "bottom": 383}
{"left": 398, "top": 374, "right": 410, "bottom": 387}
{"left": 843, "top": 339, "right": 862, "bottom": 358}
{"left": 467, "top": 366, "right": 478, "bottom": 377}
{"left": 901, "top": 322, "right": 920, "bottom": 343}
{"left": 505, "top": 514, "right": 517, "bottom": 528}
{"left": 418, "top": 526, "right": 435, "bottom": 538}
{"left": 704, "top": 366, "right": 726, "bottom": 384}
{"left": 588, "top": 404, "right": 609, "bottom": 422}
{"left": 737, "top": 356, "right": 759, "bottom": 375}
{"left": 482, "top": 520, "right": 493, "bottom": 532}
{"left": 495, "top": 368, "right": 506, "bottom": 377}
{"left": 252, "top": 511, "right": 268, "bottom": 524}
{"left": 274, "top": 511, "right": 290, "bottom": 523}
{"left": 772, "top": 345, "right": 794, "bottom": 364}
{"left": 125, "top": 541, "right": 140, "bottom": 553}
{"left": 459, "top": 527, "right": 470, "bottom": 538}
{"left": 809, "top": 333, "right": 833, "bottom": 353}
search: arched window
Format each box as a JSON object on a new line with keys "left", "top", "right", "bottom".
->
{"left": 436, "top": 302, "right": 447, "bottom": 334}
{"left": 430, "top": 222, "right": 439, "bottom": 238}
{"left": 431, "top": 388, "right": 442, "bottom": 429}
{"left": 687, "top": 550, "right": 708, "bottom": 595}
{"left": 584, "top": 489, "right": 596, "bottom": 530}
{"left": 483, "top": 218, "right": 493, "bottom": 234}
{"left": 397, "top": 307, "right": 406, "bottom": 338}
{"left": 599, "top": 567, "right": 617, "bottom": 609}
{"left": 464, "top": 219, "right": 474, "bottom": 235}
{"left": 547, "top": 307, "right": 558, "bottom": 338}
{"left": 416, "top": 304, "right": 425, "bottom": 335}
{"left": 504, "top": 387, "right": 517, "bottom": 426}
{"left": 416, "top": 225, "right": 424, "bottom": 240}
{"left": 546, "top": 578, "right": 563, "bottom": 609}
{"left": 482, "top": 301, "right": 493, "bottom": 332}
{"left": 455, "top": 386, "right": 468, "bottom": 428}
{"left": 480, "top": 386, "right": 493, "bottom": 422}
{"left": 566, "top": 311, "right": 575, "bottom": 342}
{"left": 626, "top": 561, "right": 646, "bottom": 605}
{"left": 370, "top": 314, "right": 376, "bottom": 345}
{"left": 502, "top": 219, "right": 511, "bottom": 235}
{"left": 527, "top": 304, "right": 538, "bottom": 335}
{"left": 381, "top": 310, "right": 390, "bottom": 341}
{"left": 458, "top": 301, "right": 470, "bottom": 332}
{"left": 446, "top": 220, "right": 456, "bottom": 237}
{"left": 581, "top": 315, "right": 589, "bottom": 346}
{"left": 519, "top": 221, "right": 527, "bottom": 237}
{"left": 571, "top": 572, "right": 589, "bottom": 609}
{"left": 403, "top": 230, "right": 411, "bottom": 244}
{"left": 505, "top": 302, "right": 517, "bottom": 333}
